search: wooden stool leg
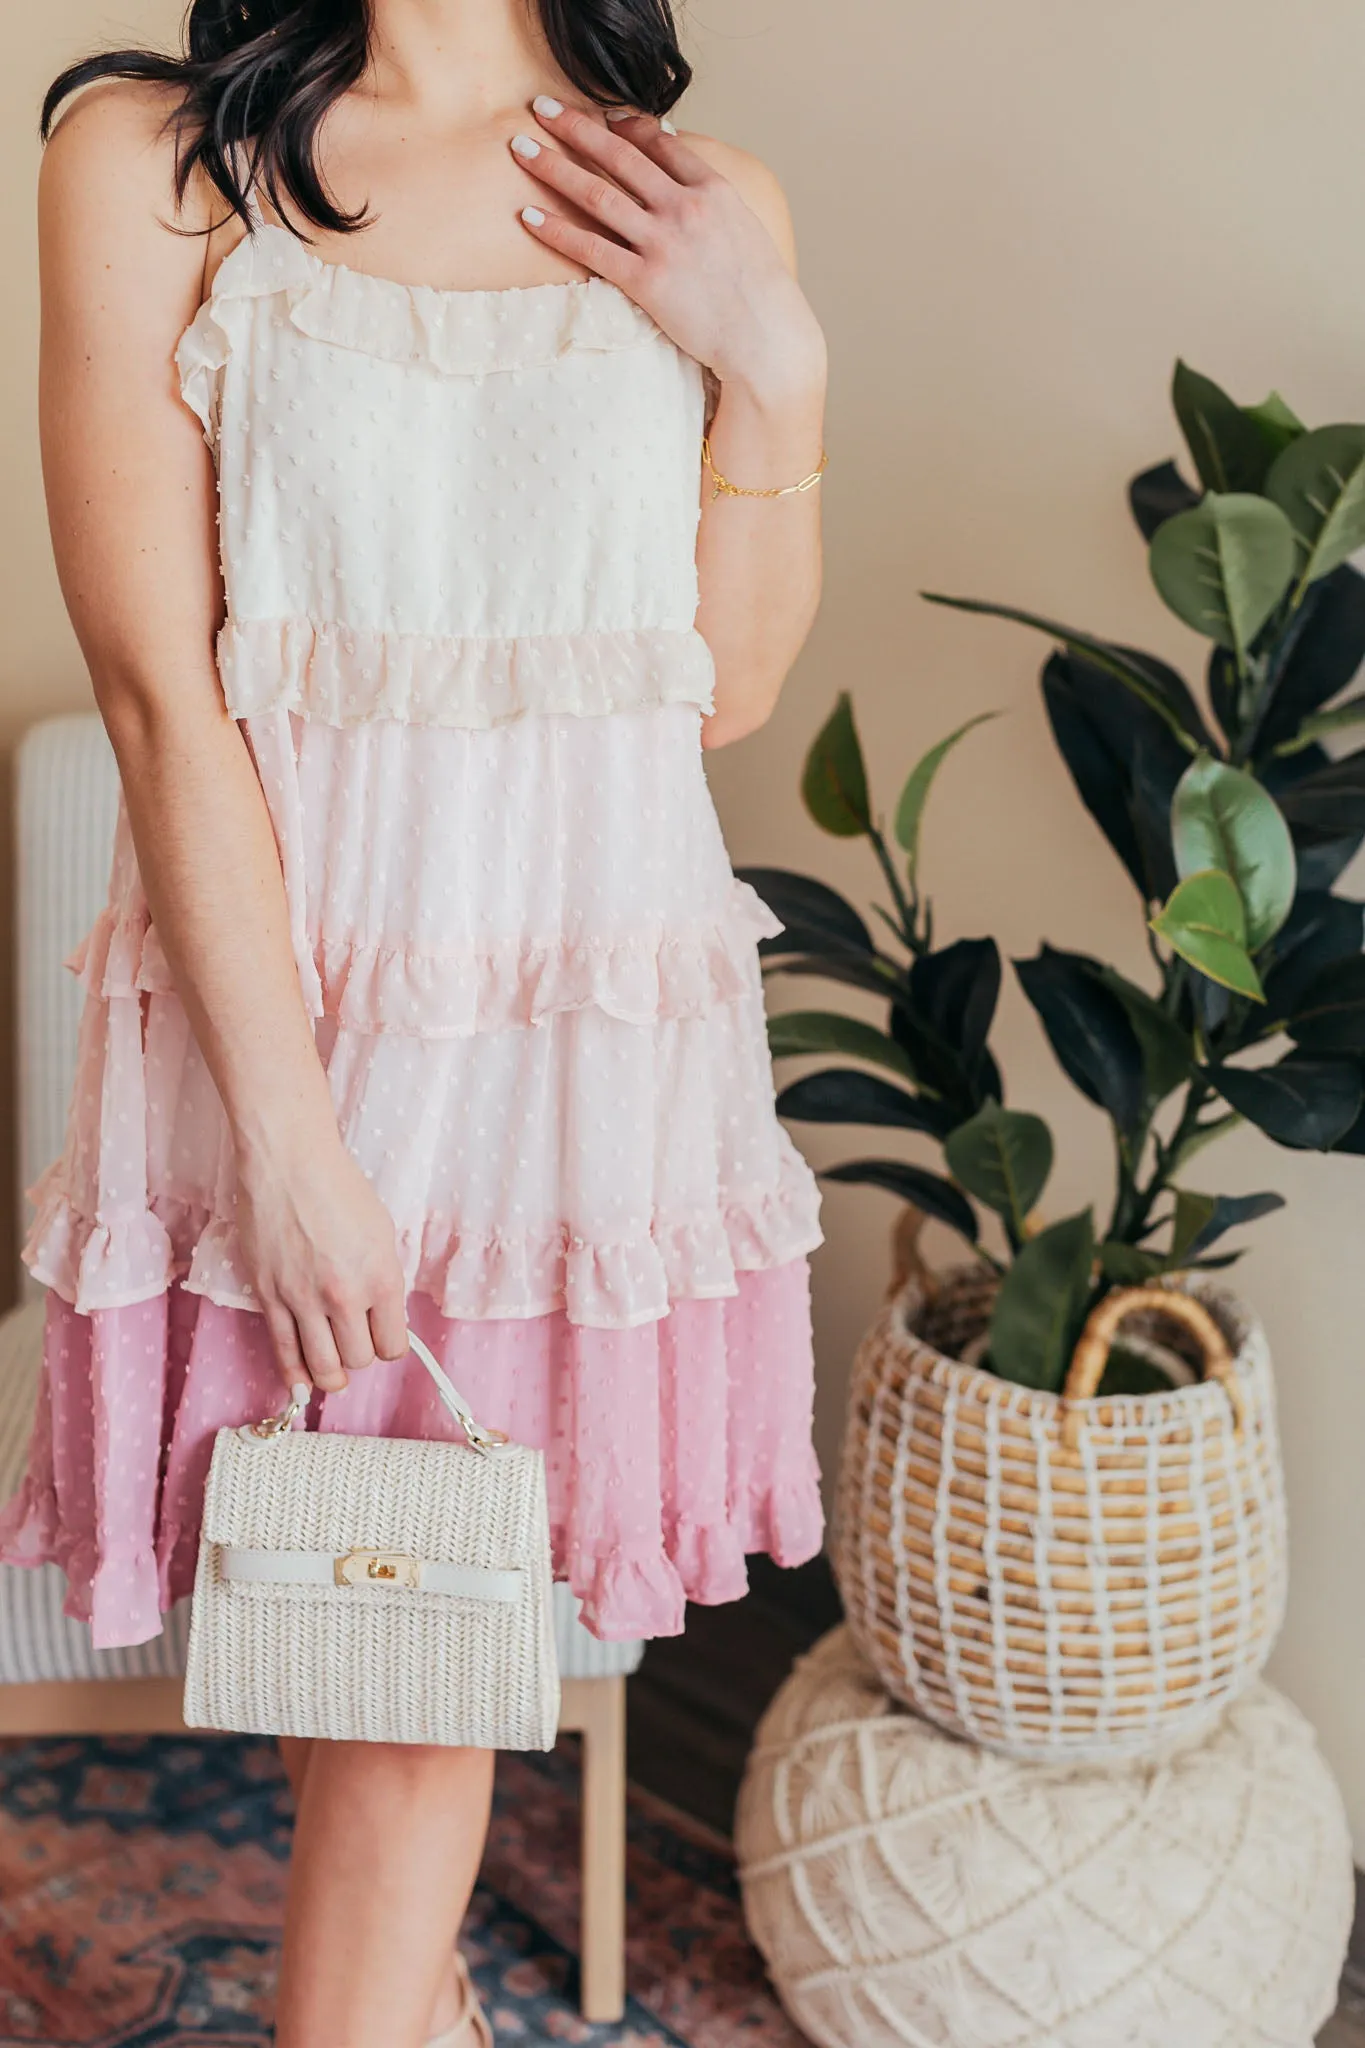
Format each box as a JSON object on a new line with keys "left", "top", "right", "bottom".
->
{"left": 577, "top": 1673, "right": 627, "bottom": 2023}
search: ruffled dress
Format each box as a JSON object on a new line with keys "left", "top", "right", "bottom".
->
{"left": 0, "top": 225, "right": 825, "bottom": 1649}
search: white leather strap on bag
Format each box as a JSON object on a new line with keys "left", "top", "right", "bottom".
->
{"left": 262, "top": 1326, "right": 508, "bottom": 1454}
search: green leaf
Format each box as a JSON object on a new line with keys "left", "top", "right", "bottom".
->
{"left": 1207, "top": 1054, "right": 1363, "bottom": 1150}
{"left": 1172, "top": 1189, "right": 1285, "bottom": 1260}
{"left": 893, "top": 713, "right": 998, "bottom": 889}
{"left": 1098, "top": 1346, "right": 1185, "bottom": 1396}
{"left": 921, "top": 595, "right": 1201, "bottom": 749}
{"left": 802, "top": 694, "right": 872, "bottom": 837}
{"left": 1267, "top": 425, "right": 1365, "bottom": 589}
{"left": 1172, "top": 361, "right": 1272, "bottom": 493}
{"left": 987, "top": 1210, "right": 1096, "bottom": 1393}
{"left": 1149, "top": 495, "right": 1298, "bottom": 664}
{"left": 1171, "top": 1189, "right": 1219, "bottom": 1263}
{"left": 1095, "top": 967, "right": 1192, "bottom": 1104}
{"left": 1170, "top": 755, "right": 1297, "bottom": 950}
{"left": 1170, "top": 1111, "right": 1242, "bottom": 1172}
{"left": 1285, "top": 954, "right": 1365, "bottom": 1054}
{"left": 1129, "top": 461, "right": 1202, "bottom": 543}
{"left": 1014, "top": 947, "right": 1147, "bottom": 1133}
{"left": 738, "top": 868, "right": 875, "bottom": 955}
{"left": 1098, "top": 1241, "right": 1168, "bottom": 1286}
{"left": 1274, "top": 691, "right": 1365, "bottom": 756}
{"left": 1244, "top": 391, "right": 1306, "bottom": 463}
{"left": 944, "top": 1100, "right": 1054, "bottom": 1244}
{"left": 776, "top": 1069, "right": 955, "bottom": 1140}
{"left": 766, "top": 1010, "right": 915, "bottom": 1078}
{"left": 1150, "top": 869, "right": 1265, "bottom": 1001}
{"left": 820, "top": 1159, "right": 979, "bottom": 1245}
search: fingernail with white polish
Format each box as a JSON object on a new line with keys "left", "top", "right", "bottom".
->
{"left": 533, "top": 95, "right": 564, "bottom": 117}
{"left": 661, "top": 118, "right": 678, "bottom": 135}
{"left": 522, "top": 206, "right": 546, "bottom": 226}
{"left": 605, "top": 108, "right": 633, "bottom": 122}
{"left": 510, "top": 133, "right": 541, "bottom": 158}
{"left": 290, "top": 1382, "right": 311, "bottom": 1405}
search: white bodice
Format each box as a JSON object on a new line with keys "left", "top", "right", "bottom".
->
{"left": 177, "top": 224, "right": 716, "bottom": 725}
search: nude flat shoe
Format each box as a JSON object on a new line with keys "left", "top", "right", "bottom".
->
{"left": 426, "top": 1950, "right": 493, "bottom": 2048}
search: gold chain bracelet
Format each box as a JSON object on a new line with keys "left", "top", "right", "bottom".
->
{"left": 702, "top": 437, "right": 828, "bottom": 503}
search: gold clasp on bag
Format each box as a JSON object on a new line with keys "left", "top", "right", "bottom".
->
{"left": 333, "top": 1548, "right": 422, "bottom": 1590}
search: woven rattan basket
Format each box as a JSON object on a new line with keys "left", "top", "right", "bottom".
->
{"left": 833, "top": 1260, "right": 1288, "bottom": 1761}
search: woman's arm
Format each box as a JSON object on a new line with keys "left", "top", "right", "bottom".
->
{"left": 39, "top": 84, "right": 407, "bottom": 1394}
{"left": 510, "top": 105, "right": 827, "bottom": 749}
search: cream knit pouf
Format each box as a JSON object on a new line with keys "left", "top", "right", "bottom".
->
{"left": 736, "top": 1627, "right": 1353, "bottom": 2048}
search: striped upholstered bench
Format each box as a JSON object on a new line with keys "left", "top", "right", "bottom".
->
{"left": 0, "top": 713, "right": 641, "bottom": 2022}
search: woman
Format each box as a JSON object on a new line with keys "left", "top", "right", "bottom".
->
{"left": 1, "top": 0, "right": 827, "bottom": 2039}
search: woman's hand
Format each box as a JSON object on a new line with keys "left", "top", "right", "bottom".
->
{"left": 235, "top": 1131, "right": 410, "bottom": 1398}
{"left": 510, "top": 99, "right": 825, "bottom": 404}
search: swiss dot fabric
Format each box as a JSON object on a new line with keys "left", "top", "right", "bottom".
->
{"left": 0, "top": 225, "right": 825, "bottom": 1648}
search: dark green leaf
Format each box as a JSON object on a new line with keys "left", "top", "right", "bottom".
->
{"left": 987, "top": 1210, "right": 1096, "bottom": 1393}
{"left": 763, "top": 953, "right": 902, "bottom": 1002}
{"left": 1127, "top": 738, "right": 1181, "bottom": 904}
{"left": 767, "top": 1010, "right": 915, "bottom": 1077}
{"left": 1128, "top": 460, "right": 1201, "bottom": 542}
{"left": 893, "top": 714, "right": 998, "bottom": 889}
{"left": 1266, "top": 425, "right": 1365, "bottom": 587}
{"left": 1173, "top": 361, "right": 1272, "bottom": 494}
{"left": 776, "top": 1069, "right": 956, "bottom": 1139}
{"left": 1151, "top": 870, "right": 1264, "bottom": 1000}
{"left": 1286, "top": 954, "right": 1365, "bottom": 1054}
{"left": 1170, "top": 755, "right": 1296, "bottom": 951}
{"left": 802, "top": 694, "right": 872, "bottom": 837}
{"left": 1262, "top": 891, "right": 1365, "bottom": 1020}
{"left": 737, "top": 869, "right": 875, "bottom": 955}
{"left": 1206, "top": 1054, "right": 1363, "bottom": 1149}
{"left": 1041, "top": 653, "right": 1191, "bottom": 898}
{"left": 944, "top": 1100, "right": 1054, "bottom": 1242}
{"left": 1208, "top": 647, "right": 1241, "bottom": 747}
{"left": 821, "top": 1159, "right": 979, "bottom": 1244}
{"left": 1173, "top": 1189, "right": 1285, "bottom": 1259}
{"left": 909, "top": 939, "right": 1001, "bottom": 1076}
{"left": 1098, "top": 1347, "right": 1186, "bottom": 1396}
{"left": 922, "top": 595, "right": 1201, "bottom": 747}
{"left": 1015, "top": 946, "right": 1147, "bottom": 1132}
{"left": 1274, "top": 746, "right": 1365, "bottom": 842}
{"left": 1253, "top": 566, "right": 1365, "bottom": 757}
{"left": 1328, "top": 1097, "right": 1365, "bottom": 1154}
{"left": 1099, "top": 1241, "right": 1168, "bottom": 1286}
{"left": 1096, "top": 967, "right": 1192, "bottom": 1103}
{"left": 1149, "top": 495, "right": 1297, "bottom": 662}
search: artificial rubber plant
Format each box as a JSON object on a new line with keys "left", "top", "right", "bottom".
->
{"left": 744, "top": 362, "right": 1365, "bottom": 1395}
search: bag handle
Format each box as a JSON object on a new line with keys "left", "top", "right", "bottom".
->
{"left": 1061, "top": 1285, "right": 1243, "bottom": 1454}
{"left": 252, "top": 1327, "right": 508, "bottom": 1454}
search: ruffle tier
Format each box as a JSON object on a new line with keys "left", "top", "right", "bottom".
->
{"left": 216, "top": 619, "right": 715, "bottom": 730}
{"left": 176, "top": 223, "right": 661, "bottom": 440}
{"left": 0, "top": 1268, "right": 824, "bottom": 1648}
{"left": 25, "top": 1143, "right": 821, "bottom": 1328}
{"left": 71, "top": 878, "right": 781, "bottom": 1036}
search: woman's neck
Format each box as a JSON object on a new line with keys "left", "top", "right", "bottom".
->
{"left": 366, "top": 0, "right": 559, "bottom": 118}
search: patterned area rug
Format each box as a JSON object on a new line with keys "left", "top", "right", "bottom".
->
{"left": 0, "top": 1734, "right": 803, "bottom": 2047}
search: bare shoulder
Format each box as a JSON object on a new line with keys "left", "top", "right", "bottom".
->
{"left": 677, "top": 132, "right": 796, "bottom": 266}
{"left": 42, "top": 77, "right": 208, "bottom": 254}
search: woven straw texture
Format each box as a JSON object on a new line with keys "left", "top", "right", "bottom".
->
{"left": 833, "top": 1271, "right": 1288, "bottom": 1761}
{"left": 184, "top": 1424, "right": 559, "bottom": 1749}
{"left": 736, "top": 1626, "right": 1353, "bottom": 2048}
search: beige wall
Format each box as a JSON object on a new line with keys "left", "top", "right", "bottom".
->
{"left": 3, "top": 2, "right": 1363, "bottom": 1845}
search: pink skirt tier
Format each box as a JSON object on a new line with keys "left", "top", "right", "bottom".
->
{"left": 0, "top": 1263, "right": 822, "bottom": 1651}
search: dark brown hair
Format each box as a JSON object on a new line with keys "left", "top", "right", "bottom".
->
{"left": 43, "top": 0, "right": 691, "bottom": 235}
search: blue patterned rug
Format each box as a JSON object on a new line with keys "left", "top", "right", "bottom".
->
{"left": 0, "top": 1734, "right": 802, "bottom": 2046}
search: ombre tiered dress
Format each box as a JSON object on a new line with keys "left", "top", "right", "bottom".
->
{"left": 0, "top": 225, "right": 825, "bottom": 1650}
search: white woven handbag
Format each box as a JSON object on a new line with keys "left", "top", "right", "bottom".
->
{"left": 183, "top": 1330, "right": 561, "bottom": 1749}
